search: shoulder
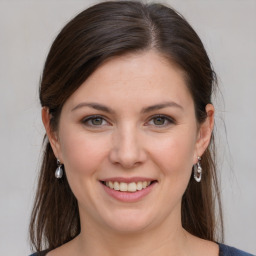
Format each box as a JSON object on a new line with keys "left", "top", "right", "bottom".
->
{"left": 29, "top": 250, "right": 49, "bottom": 256}
{"left": 219, "top": 243, "right": 255, "bottom": 256}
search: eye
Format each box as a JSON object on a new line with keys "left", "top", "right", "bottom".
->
{"left": 147, "top": 115, "right": 175, "bottom": 127}
{"left": 82, "top": 115, "right": 109, "bottom": 127}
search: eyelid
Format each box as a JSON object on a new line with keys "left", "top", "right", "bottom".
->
{"left": 145, "top": 114, "right": 176, "bottom": 127}
{"left": 81, "top": 115, "right": 111, "bottom": 127}
{"left": 81, "top": 114, "right": 175, "bottom": 128}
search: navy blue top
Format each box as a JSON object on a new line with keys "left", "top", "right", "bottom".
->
{"left": 29, "top": 243, "right": 254, "bottom": 256}
{"left": 219, "top": 244, "right": 254, "bottom": 256}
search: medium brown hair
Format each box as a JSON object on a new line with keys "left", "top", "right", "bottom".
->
{"left": 30, "top": 1, "right": 223, "bottom": 252}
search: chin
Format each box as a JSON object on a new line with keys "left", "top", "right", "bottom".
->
{"left": 102, "top": 209, "right": 155, "bottom": 234}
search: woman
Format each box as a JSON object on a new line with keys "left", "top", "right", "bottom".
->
{"left": 29, "top": 1, "right": 253, "bottom": 256}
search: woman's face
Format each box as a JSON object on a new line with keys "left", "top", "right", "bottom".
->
{"left": 46, "top": 51, "right": 213, "bottom": 234}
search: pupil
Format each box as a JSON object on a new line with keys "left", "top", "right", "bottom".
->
{"left": 154, "top": 117, "right": 165, "bottom": 125}
{"left": 92, "top": 118, "right": 102, "bottom": 125}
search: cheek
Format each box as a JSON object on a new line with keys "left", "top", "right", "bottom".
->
{"left": 149, "top": 131, "right": 197, "bottom": 207}
{"left": 148, "top": 130, "right": 196, "bottom": 177}
{"left": 59, "top": 129, "right": 108, "bottom": 178}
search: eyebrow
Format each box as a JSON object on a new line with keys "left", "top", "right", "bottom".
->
{"left": 141, "top": 101, "right": 183, "bottom": 113}
{"left": 71, "top": 102, "right": 114, "bottom": 113}
{"left": 71, "top": 101, "right": 183, "bottom": 113}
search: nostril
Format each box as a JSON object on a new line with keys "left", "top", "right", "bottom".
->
{"left": 108, "top": 140, "right": 147, "bottom": 169}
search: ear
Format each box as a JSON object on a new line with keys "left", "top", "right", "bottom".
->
{"left": 194, "top": 104, "right": 214, "bottom": 163}
{"left": 41, "top": 107, "right": 62, "bottom": 161}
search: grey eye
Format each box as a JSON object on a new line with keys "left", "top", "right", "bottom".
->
{"left": 82, "top": 115, "right": 108, "bottom": 127}
{"left": 153, "top": 117, "right": 167, "bottom": 125}
{"left": 91, "top": 117, "right": 103, "bottom": 125}
{"left": 147, "top": 115, "right": 175, "bottom": 127}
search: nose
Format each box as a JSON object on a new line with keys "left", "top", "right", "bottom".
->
{"left": 109, "top": 124, "right": 147, "bottom": 169}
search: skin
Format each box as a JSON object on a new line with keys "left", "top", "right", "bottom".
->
{"left": 43, "top": 50, "right": 218, "bottom": 256}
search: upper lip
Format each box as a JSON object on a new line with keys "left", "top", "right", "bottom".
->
{"left": 100, "top": 177, "right": 156, "bottom": 183}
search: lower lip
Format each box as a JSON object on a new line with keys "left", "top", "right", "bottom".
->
{"left": 101, "top": 182, "right": 157, "bottom": 202}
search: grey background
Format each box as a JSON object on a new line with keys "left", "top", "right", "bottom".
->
{"left": 0, "top": 0, "right": 255, "bottom": 255}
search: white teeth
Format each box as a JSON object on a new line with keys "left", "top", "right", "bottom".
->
{"left": 114, "top": 181, "right": 119, "bottom": 190}
{"left": 104, "top": 180, "right": 153, "bottom": 192}
{"left": 119, "top": 182, "right": 128, "bottom": 191}
{"left": 137, "top": 181, "right": 143, "bottom": 190}
{"left": 109, "top": 181, "right": 114, "bottom": 189}
{"left": 127, "top": 182, "right": 137, "bottom": 192}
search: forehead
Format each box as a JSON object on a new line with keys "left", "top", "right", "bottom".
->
{"left": 64, "top": 50, "right": 193, "bottom": 111}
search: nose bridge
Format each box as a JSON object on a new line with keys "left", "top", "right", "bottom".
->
{"left": 109, "top": 122, "right": 146, "bottom": 168}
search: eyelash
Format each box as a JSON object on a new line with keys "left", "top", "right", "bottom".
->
{"left": 146, "top": 114, "right": 175, "bottom": 127}
{"left": 81, "top": 114, "right": 175, "bottom": 128}
{"left": 82, "top": 115, "right": 109, "bottom": 127}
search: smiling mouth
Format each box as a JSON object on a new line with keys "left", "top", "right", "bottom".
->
{"left": 101, "top": 180, "right": 156, "bottom": 192}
